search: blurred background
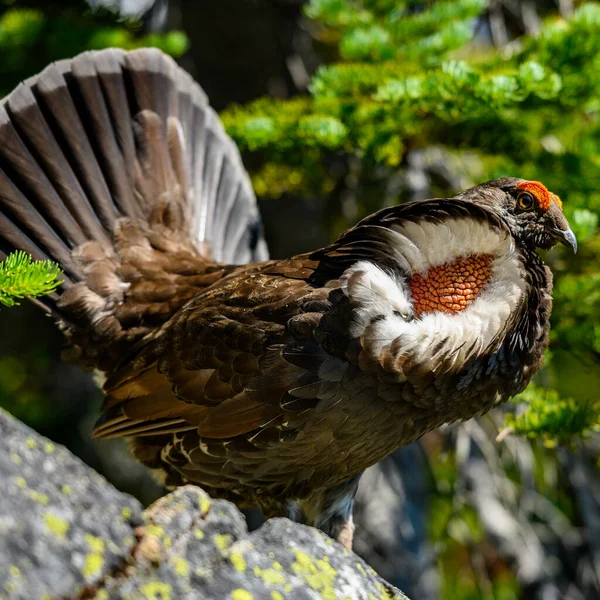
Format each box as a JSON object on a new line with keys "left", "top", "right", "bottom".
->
{"left": 1, "top": 1, "right": 600, "bottom": 598}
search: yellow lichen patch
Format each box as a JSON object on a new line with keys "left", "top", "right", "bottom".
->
{"left": 9, "top": 565, "right": 20, "bottom": 578}
{"left": 199, "top": 494, "right": 211, "bottom": 515}
{"left": 140, "top": 581, "right": 172, "bottom": 600}
{"left": 214, "top": 533, "right": 233, "bottom": 552}
{"left": 92, "top": 590, "right": 109, "bottom": 600}
{"left": 11, "top": 452, "right": 22, "bottom": 464}
{"left": 291, "top": 551, "right": 338, "bottom": 600}
{"left": 85, "top": 534, "right": 105, "bottom": 554}
{"left": 230, "top": 551, "right": 247, "bottom": 573}
{"left": 195, "top": 566, "right": 213, "bottom": 580}
{"left": 16, "top": 476, "right": 26, "bottom": 489}
{"left": 271, "top": 592, "right": 284, "bottom": 600}
{"left": 26, "top": 437, "right": 37, "bottom": 449}
{"left": 61, "top": 484, "right": 72, "bottom": 496}
{"left": 44, "top": 442, "right": 55, "bottom": 453}
{"left": 82, "top": 533, "right": 105, "bottom": 579}
{"left": 253, "top": 566, "right": 287, "bottom": 586}
{"left": 82, "top": 553, "right": 104, "bottom": 579}
{"left": 145, "top": 524, "right": 165, "bottom": 538}
{"left": 268, "top": 552, "right": 275, "bottom": 559}
{"left": 356, "top": 562, "right": 367, "bottom": 577}
{"left": 231, "top": 589, "right": 254, "bottom": 600}
{"left": 171, "top": 557, "right": 189, "bottom": 578}
{"left": 271, "top": 561, "right": 283, "bottom": 571}
{"left": 43, "top": 513, "right": 70, "bottom": 540}
{"left": 143, "top": 523, "right": 172, "bottom": 549}
{"left": 28, "top": 490, "right": 49, "bottom": 505}
{"left": 121, "top": 507, "right": 132, "bottom": 520}
{"left": 194, "top": 528, "right": 205, "bottom": 540}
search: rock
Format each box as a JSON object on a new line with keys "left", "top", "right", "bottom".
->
{"left": 0, "top": 409, "right": 409, "bottom": 600}
{"left": 0, "top": 408, "right": 142, "bottom": 598}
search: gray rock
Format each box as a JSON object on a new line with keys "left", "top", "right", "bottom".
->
{"left": 0, "top": 409, "right": 408, "bottom": 600}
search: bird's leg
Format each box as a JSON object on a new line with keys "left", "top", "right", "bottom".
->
{"left": 323, "top": 513, "right": 355, "bottom": 551}
{"left": 302, "top": 475, "right": 362, "bottom": 551}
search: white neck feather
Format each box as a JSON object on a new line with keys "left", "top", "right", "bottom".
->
{"left": 341, "top": 216, "right": 527, "bottom": 376}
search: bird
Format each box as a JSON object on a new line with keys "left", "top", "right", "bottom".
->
{"left": 0, "top": 47, "right": 577, "bottom": 550}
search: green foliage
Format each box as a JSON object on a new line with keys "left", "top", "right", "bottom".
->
{"left": 0, "top": 251, "right": 62, "bottom": 307}
{"left": 222, "top": 1, "right": 600, "bottom": 444}
{"left": 506, "top": 384, "right": 600, "bottom": 444}
{"left": 0, "top": 2, "right": 189, "bottom": 96}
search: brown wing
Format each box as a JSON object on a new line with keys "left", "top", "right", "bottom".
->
{"left": 92, "top": 258, "right": 331, "bottom": 442}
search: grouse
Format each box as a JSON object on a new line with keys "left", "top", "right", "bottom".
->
{"left": 0, "top": 48, "right": 576, "bottom": 549}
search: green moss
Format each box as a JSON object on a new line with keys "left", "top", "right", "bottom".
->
{"left": 43, "top": 513, "right": 69, "bottom": 540}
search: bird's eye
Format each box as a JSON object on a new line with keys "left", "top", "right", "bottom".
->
{"left": 517, "top": 192, "right": 535, "bottom": 211}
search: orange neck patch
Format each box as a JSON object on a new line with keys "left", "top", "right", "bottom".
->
{"left": 409, "top": 254, "right": 493, "bottom": 317}
{"left": 516, "top": 180, "right": 561, "bottom": 210}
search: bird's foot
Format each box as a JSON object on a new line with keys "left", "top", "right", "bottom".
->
{"left": 335, "top": 515, "right": 355, "bottom": 551}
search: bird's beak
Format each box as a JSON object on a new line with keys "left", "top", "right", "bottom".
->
{"left": 550, "top": 226, "right": 578, "bottom": 253}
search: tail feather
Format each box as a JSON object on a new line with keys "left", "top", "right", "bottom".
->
{"left": 0, "top": 47, "right": 268, "bottom": 369}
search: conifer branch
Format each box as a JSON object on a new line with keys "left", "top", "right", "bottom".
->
{"left": 0, "top": 251, "right": 63, "bottom": 307}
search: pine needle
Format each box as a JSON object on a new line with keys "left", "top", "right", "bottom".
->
{"left": 0, "top": 251, "right": 63, "bottom": 307}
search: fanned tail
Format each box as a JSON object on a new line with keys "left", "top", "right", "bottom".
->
{"left": 0, "top": 48, "right": 268, "bottom": 370}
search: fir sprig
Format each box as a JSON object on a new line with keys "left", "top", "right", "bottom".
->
{"left": 0, "top": 251, "right": 62, "bottom": 307}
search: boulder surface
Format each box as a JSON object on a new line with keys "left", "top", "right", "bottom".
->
{"left": 0, "top": 408, "right": 408, "bottom": 600}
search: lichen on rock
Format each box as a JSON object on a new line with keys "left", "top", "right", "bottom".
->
{"left": 0, "top": 409, "right": 409, "bottom": 600}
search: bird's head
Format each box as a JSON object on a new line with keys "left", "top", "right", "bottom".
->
{"left": 458, "top": 177, "right": 577, "bottom": 254}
